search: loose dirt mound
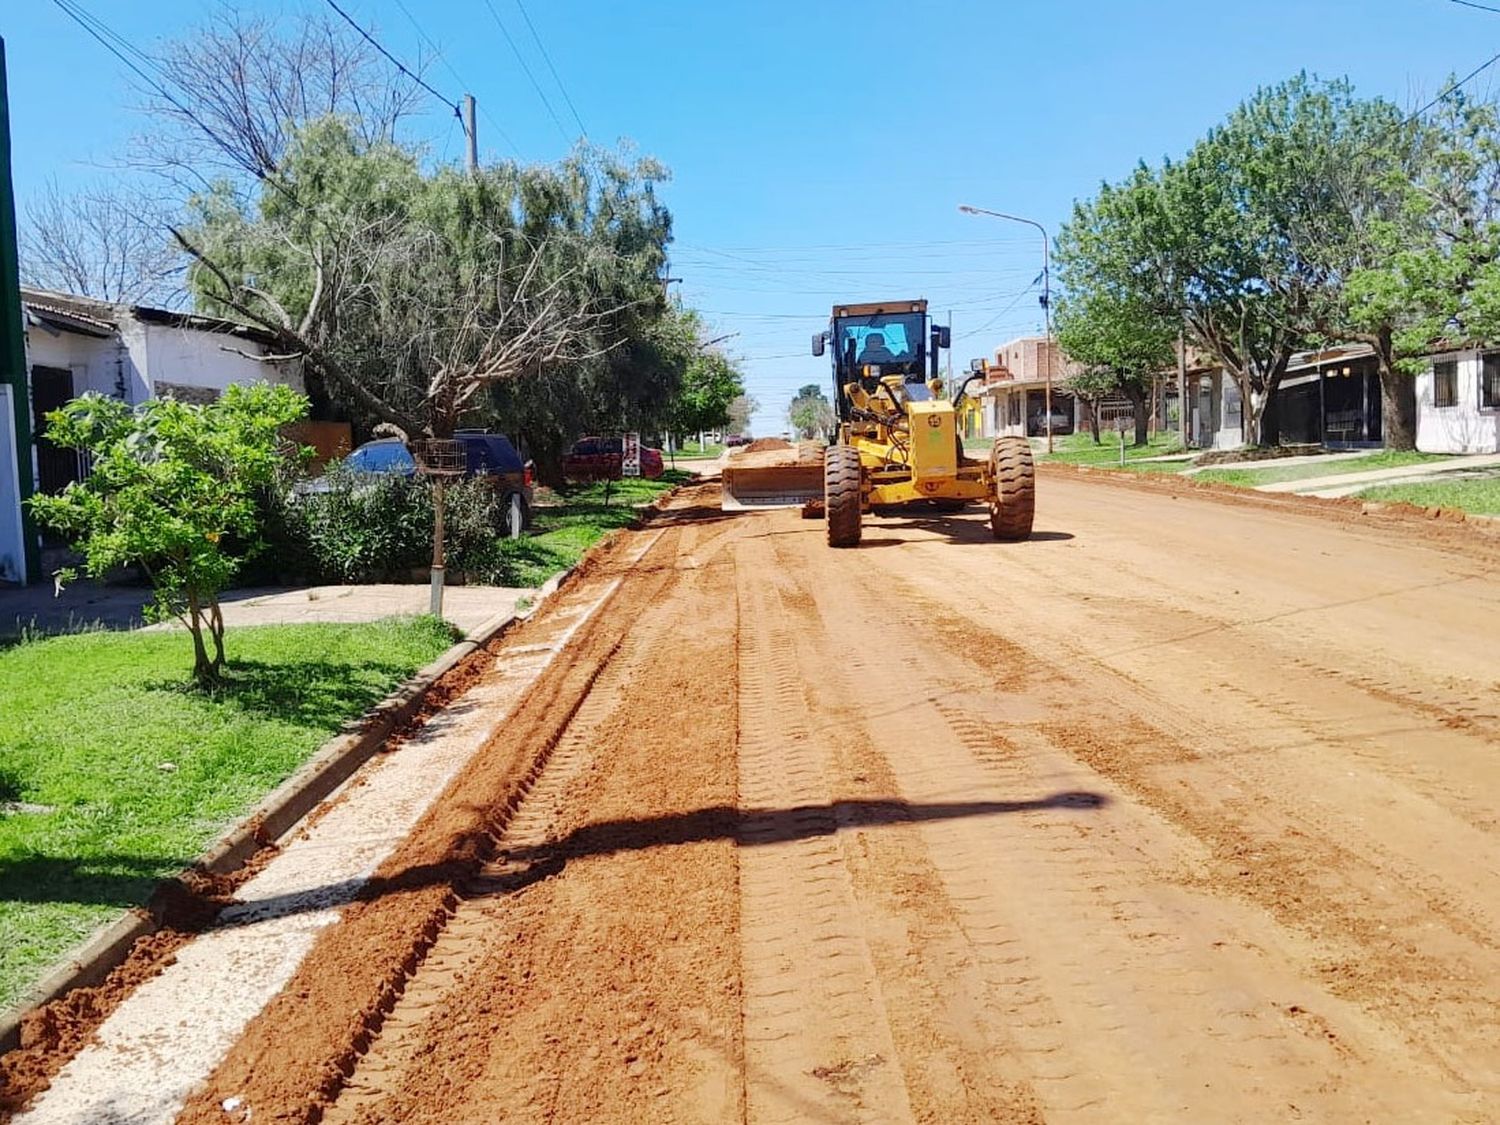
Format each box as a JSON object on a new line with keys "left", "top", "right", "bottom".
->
{"left": 742, "top": 437, "right": 792, "bottom": 454}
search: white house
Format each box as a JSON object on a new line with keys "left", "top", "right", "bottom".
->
{"left": 5, "top": 288, "right": 305, "bottom": 584}
{"left": 1416, "top": 349, "right": 1500, "bottom": 454}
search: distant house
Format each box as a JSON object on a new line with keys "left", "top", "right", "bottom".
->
{"left": 2, "top": 288, "right": 306, "bottom": 584}
{"left": 973, "top": 335, "right": 1080, "bottom": 439}
{"left": 1415, "top": 348, "right": 1500, "bottom": 454}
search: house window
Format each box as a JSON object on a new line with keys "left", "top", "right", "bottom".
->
{"left": 1483, "top": 353, "right": 1500, "bottom": 410}
{"left": 1434, "top": 360, "right": 1458, "bottom": 407}
{"left": 1007, "top": 393, "right": 1021, "bottom": 427}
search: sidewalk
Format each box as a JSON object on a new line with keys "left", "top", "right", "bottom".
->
{"left": 1257, "top": 452, "right": 1500, "bottom": 498}
{"left": 2, "top": 582, "right": 527, "bottom": 639}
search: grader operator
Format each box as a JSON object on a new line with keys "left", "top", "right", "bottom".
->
{"left": 812, "top": 299, "right": 1034, "bottom": 547}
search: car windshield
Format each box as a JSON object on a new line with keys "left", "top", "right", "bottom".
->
{"left": 345, "top": 442, "right": 415, "bottom": 473}
{"left": 834, "top": 312, "right": 924, "bottom": 372}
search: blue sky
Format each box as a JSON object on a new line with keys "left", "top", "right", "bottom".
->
{"left": 2, "top": 0, "right": 1494, "bottom": 436}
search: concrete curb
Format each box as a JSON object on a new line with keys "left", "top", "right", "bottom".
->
{"left": 0, "top": 595, "right": 554, "bottom": 1056}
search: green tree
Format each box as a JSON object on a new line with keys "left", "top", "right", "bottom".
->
{"left": 177, "top": 121, "right": 673, "bottom": 459}
{"left": 789, "top": 383, "right": 834, "bottom": 440}
{"left": 1055, "top": 289, "right": 1176, "bottom": 446}
{"left": 1338, "top": 89, "right": 1500, "bottom": 446}
{"left": 29, "top": 384, "right": 308, "bottom": 686}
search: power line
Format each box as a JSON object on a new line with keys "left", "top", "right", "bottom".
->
{"left": 1449, "top": 0, "right": 1500, "bottom": 13}
{"left": 479, "top": 0, "right": 574, "bottom": 144}
{"left": 1405, "top": 44, "right": 1500, "bottom": 121}
{"left": 512, "top": 0, "right": 588, "bottom": 137}
{"left": 322, "top": 0, "right": 463, "bottom": 124}
{"left": 49, "top": 0, "right": 311, "bottom": 205}
{"left": 389, "top": 0, "right": 523, "bottom": 157}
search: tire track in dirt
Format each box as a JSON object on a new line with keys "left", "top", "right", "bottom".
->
{"left": 778, "top": 526, "right": 1470, "bottom": 1120}
{"left": 734, "top": 532, "right": 916, "bottom": 1124}
{"left": 321, "top": 621, "right": 657, "bottom": 1123}
{"left": 333, "top": 505, "right": 746, "bottom": 1124}
{"left": 876, "top": 548, "right": 1500, "bottom": 1100}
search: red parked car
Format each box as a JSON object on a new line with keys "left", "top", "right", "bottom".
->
{"left": 562, "top": 436, "right": 665, "bottom": 482}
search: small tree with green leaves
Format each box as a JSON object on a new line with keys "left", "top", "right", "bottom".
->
{"left": 29, "top": 383, "right": 309, "bottom": 686}
{"left": 1055, "top": 289, "right": 1176, "bottom": 447}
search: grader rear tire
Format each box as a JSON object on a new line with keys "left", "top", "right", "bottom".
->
{"left": 824, "top": 444, "right": 863, "bottom": 548}
{"left": 989, "top": 436, "right": 1035, "bottom": 541}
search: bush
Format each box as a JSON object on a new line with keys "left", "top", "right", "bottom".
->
{"left": 257, "top": 465, "right": 506, "bottom": 584}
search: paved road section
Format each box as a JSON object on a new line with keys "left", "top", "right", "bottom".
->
{"left": 9, "top": 477, "right": 1500, "bottom": 1123}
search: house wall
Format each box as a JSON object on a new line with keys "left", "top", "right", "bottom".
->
{"left": 0, "top": 384, "right": 24, "bottom": 583}
{"left": 142, "top": 322, "right": 304, "bottom": 397}
{"left": 1416, "top": 351, "right": 1500, "bottom": 454}
{"left": 23, "top": 324, "right": 143, "bottom": 402}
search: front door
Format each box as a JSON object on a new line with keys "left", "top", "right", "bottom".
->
{"left": 31, "top": 366, "right": 80, "bottom": 495}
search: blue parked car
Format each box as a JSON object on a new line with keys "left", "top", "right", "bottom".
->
{"left": 299, "top": 434, "right": 534, "bottom": 538}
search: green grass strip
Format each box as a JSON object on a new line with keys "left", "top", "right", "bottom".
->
{"left": 1355, "top": 474, "right": 1500, "bottom": 515}
{"left": 0, "top": 616, "right": 454, "bottom": 1008}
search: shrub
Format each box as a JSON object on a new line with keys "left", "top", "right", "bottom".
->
{"left": 260, "top": 467, "right": 505, "bottom": 584}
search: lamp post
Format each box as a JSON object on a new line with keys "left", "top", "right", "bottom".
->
{"left": 958, "top": 204, "right": 1054, "bottom": 453}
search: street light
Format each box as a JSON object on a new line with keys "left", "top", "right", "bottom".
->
{"left": 958, "top": 204, "right": 1055, "bottom": 453}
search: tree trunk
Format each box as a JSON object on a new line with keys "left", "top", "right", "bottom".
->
{"left": 1122, "top": 383, "right": 1149, "bottom": 447}
{"left": 1376, "top": 337, "right": 1418, "bottom": 451}
{"left": 1242, "top": 374, "right": 1284, "bottom": 447}
{"left": 1081, "top": 398, "right": 1101, "bottom": 444}
{"left": 208, "top": 600, "right": 226, "bottom": 675}
{"left": 185, "top": 590, "right": 219, "bottom": 686}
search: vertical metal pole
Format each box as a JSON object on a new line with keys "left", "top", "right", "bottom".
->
{"left": 1177, "top": 328, "right": 1190, "bottom": 449}
{"left": 429, "top": 478, "right": 446, "bottom": 618}
{"left": 463, "top": 94, "right": 478, "bottom": 173}
{"left": 1042, "top": 232, "right": 1053, "bottom": 454}
{"left": 0, "top": 39, "right": 37, "bottom": 584}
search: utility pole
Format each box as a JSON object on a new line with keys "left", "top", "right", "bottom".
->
{"left": 463, "top": 94, "right": 478, "bottom": 172}
{"left": 946, "top": 310, "right": 953, "bottom": 387}
{"left": 1177, "top": 327, "right": 1190, "bottom": 448}
{"left": 958, "top": 204, "right": 1054, "bottom": 452}
{"left": 0, "top": 38, "right": 38, "bottom": 585}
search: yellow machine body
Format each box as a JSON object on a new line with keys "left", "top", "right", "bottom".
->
{"left": 842, "top": 380, "right": 990, "bottom": 509}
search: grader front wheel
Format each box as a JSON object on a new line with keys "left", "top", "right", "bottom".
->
{"left": 989, "top": 436, "right": 1035, "bottom": 541}
{"left": 824, "top": 444, "right": 863, "bottom": 548}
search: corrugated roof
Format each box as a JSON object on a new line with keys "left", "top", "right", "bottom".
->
{"left": 20, "top": 286, "right": 282, "bottom": 348}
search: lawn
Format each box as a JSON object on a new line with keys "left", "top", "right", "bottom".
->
{"left": 0, "top": 616, "right": 454, "bottom": 1009}
{"left": 482, "top": 470, "right": 691, "bottom": 587}
{"left": 666, "top": 440, "right": 725, "bottom": 461}
{"left": 1041, "top": 431, "right": 1189, "bottom": 468}
{"left": 1192, "top": 450, "right": 1452, "bottom": 487}
{"left": 1355, "top": 474, "right": 1500, "bottom": 515}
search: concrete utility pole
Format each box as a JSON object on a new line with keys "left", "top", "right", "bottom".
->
{"left": 0, "top": 38, "right": 38, "bottom": 584}
{"left": 958, "top": 205, "right": 1054, "bottom": 452}
{"left": 463, "top": 94, "right": 478, "bottom": 172}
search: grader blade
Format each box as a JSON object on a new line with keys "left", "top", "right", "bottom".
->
{"left": 720, "top": 442, "right": 825, "bottom": 511}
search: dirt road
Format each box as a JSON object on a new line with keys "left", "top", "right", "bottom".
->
{"left": 19, "top": 474, "right": 1500, "bottom": 1123}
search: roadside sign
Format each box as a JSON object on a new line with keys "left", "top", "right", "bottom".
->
{"left": 622, "top": 431, "right": 642, "bottom": 477}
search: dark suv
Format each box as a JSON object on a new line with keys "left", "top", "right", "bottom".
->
{"left": 308, "top": 434, "right": 534, "bottom": 537}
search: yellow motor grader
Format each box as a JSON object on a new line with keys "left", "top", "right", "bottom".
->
{"left": 722, "top": 299, "right": 1033, "bottom": 547}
